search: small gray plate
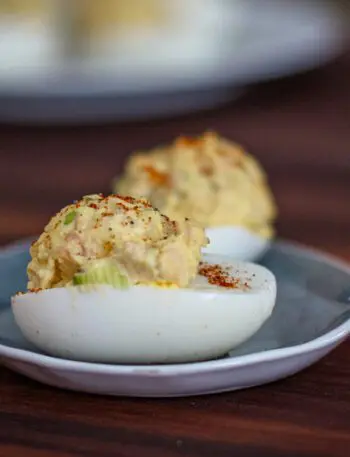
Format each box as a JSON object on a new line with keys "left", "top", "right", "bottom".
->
{"left": 0, "top": 239, "right": 349, "bottom": 397}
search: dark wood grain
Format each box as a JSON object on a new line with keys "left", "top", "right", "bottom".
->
{"left": 0, "top": 51, "right": 350, "bottom": 457}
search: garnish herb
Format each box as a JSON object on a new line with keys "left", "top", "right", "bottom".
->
{"left": 64, "top": 211, "right": 77, "bottom": 225}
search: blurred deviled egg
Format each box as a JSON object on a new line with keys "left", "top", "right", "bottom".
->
{"left": 12, "top": 193, "right": 276, "bottom": 364}
{"left": 115, "top": 132, "right": 277, "bottom": 261}
{"left": 72, "top": 0, "right": 245, "bottom": 78}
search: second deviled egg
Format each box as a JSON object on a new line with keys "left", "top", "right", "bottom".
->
{"left": 115, "top": 132, "right": 277, "bottom": 261}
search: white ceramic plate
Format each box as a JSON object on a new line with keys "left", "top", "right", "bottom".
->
{"left": 0, "top": 0, "right": 345, "bottom": 122}
{"left": 0, "top": 239, "right": 349, "bottom": 397}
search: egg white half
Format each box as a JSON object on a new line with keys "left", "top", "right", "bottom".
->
{"left": 204, "top": 226, "right": 271, "bottom": 262}
{"left": 12, "top": 254, "right": 276, "bottom": 364}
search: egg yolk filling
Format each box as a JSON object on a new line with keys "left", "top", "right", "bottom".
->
{"left": 27, "top": 194, "right": 207, "bottom": 292}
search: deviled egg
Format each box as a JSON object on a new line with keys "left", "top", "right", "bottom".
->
{"left": 12, "top": 194, "right": 276, "bottom": 364}
{"left": 115, "top": 132, "right": 277, "bottom": 261}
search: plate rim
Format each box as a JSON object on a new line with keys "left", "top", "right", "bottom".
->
{"left": 0, "top": 237, "right": 349, "bottom": 376}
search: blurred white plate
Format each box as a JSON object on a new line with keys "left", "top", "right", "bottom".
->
{"left": 0, "top": 0, "right": 345, "bottom": 123}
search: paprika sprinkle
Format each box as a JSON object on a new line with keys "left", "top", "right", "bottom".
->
{"left": 199, "top": 262, "right": 250, "bottom": 289}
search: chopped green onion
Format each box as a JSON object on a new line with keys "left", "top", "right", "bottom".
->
{"left": 64, "top": 210, "right": 77, "bottom": 225}
{"left": 73, "top": 265, "right": 129, "bottom": 289}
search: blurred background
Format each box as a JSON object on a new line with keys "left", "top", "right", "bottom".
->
{"left": 0, "top": 0, "right": 348, "bottom": 121}
{"left": 0, "top": 0, "right": 349, "bottom": 255}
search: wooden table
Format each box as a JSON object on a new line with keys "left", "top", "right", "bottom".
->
{"left": 0, "top": 51, "right": 349, "bottom": 457}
